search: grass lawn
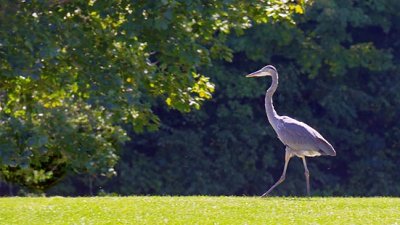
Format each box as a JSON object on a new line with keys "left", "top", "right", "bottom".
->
{"left": 0, "top": 196, "right": 399, "bottom": 224}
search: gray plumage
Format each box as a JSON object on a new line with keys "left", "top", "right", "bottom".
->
{"left": 246, "top": 65, "right": 336, "bottom": 196}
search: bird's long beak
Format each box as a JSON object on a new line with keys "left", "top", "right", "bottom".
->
{"left": 246, "top": 70, "right": 270, "bottom": 78}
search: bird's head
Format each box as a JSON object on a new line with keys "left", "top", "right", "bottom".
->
{"left": 246, "top": 65, "right": 277, "bottom": 78}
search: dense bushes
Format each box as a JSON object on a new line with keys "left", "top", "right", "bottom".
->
{"left": 96, "top": 0, "right": 400, "bottom": 196}
{"left": 2, "top": 1, "right": 400, "bottom": 196}
{"left": 0, "top": 0, "right": 302, "bottom": 194}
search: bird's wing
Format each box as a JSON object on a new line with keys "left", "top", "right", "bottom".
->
{"left": 277, "top": 116, "right": 336, "bottom": 156}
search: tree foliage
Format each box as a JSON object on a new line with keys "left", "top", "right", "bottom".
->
{"left": 3, "top": 0, "right": 399, "bottom": 196}
{"left": 82, "top": 0, "right": 399, "bottom": 196}
{"left": 0, "top": 0, "right": 302, "bottom": 192}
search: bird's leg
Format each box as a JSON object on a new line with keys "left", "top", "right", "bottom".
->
{"left": 301, "top": 156, "right": 310, "bottom": 196}
{"left": 261, "top": 150, "right": 293, "bottom": 197}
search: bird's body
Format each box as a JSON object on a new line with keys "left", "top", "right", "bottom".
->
{"left": 273, "top": 116, "right": 335, "bottom": 157}
{"left": 246, "top": 65, "right": 336, "bottom": 196}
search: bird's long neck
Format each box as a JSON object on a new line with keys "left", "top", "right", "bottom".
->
{"left": 265, "top": 72, "right": 280, "bottom": 129}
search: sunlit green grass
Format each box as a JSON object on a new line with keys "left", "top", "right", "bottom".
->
{"left": 0, "top": 196, "right": 399, "bottom": 224}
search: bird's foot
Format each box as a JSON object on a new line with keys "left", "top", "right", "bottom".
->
{"left": 260, "top": 192, "right": 270, "bottom": 197}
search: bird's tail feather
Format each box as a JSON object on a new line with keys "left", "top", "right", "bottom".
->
{"left": 316, "top": 137, "right": 336, "bottom": 156}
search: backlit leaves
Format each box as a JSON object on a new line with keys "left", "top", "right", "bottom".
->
{"left": 0, "top": 0, "right": 300, "bottom": 191}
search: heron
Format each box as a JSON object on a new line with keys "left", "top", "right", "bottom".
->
{"left": 246, "top": 65, "right": 336, "bottom": 197}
